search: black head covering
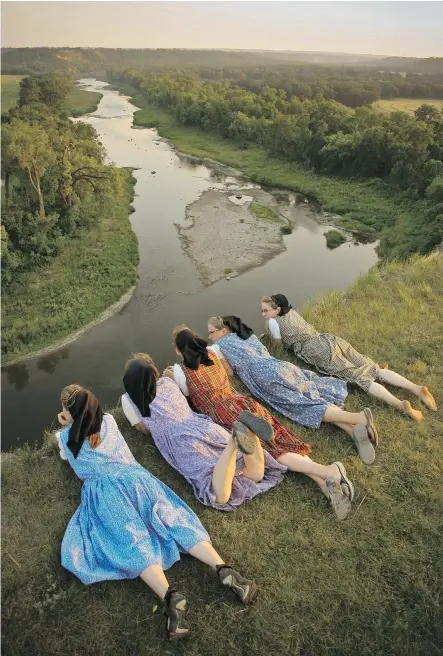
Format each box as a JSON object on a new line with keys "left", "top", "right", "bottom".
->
{"left": 175, "top": 329, "right": 214, "bottom": 370}
{"left": 222, "top": 316, "right": 254, "bottom": 340}
{"left": 271, "top": 294, "right": 293, "bottom": 316}
{"left": 66, "top": 389, "right": 103, "bottom": 458}
{"left": 123, "top": 359, "right": 157, "bottom": 418}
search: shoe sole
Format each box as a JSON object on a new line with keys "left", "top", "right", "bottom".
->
{"left": 326, "top": 477, "right": 351, "bottom": 521}
{"left": 232, "top": 421, "right": 256, "bottom": 454}
{"left": 238, "top": 410, "right": 274, "bottom": 442}
{"left": 352, "top": 425, "right": 376, "bottom": 465}
{"left": 166, "top": 597, "right": 190, "bottom": 640}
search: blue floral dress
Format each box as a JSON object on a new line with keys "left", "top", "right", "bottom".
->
{"left": 216, "top": 334, "right": 348, "bottom": 428}
{"left": 59, "top": 413, "right": 210, "bottom": 585}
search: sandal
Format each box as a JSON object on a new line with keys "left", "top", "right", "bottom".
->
{"left": 164, "top": 589, "right": 190, "bottom": 640}
{"left": 352, "top": 425, "right": 375, "bottom": 465}
{"left": 232, "top": 421, "right": 256, "bottom": 454}
{"left": 333, "top": 461, "right": 355, "bottom": 502}
{"left": 325, "top": 478, "right": 351, "bottom": 521}
{"left": 364, "top": 408, "right": 379, "bottom": 447}
{"left": 238, "top": 410, "right": 274, "bottom": 442}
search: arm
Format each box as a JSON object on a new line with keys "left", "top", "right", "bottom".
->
{"left": 208, "top": 344, "right": 234, "bottom": 377}
{"left": 121, "top": 394, "right": 150, "bottom": 435}
{"left": 267, "top": 318, "right": 282, "bottom": 346}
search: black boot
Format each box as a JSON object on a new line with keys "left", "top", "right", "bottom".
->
{"left": 164, "top": 588, "right": 191, "bottom": 640}
{"left": 216, "top": 565, "right": 258, "bottom": 606}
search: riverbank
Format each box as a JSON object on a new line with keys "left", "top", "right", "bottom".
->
{"left": 2, "top": 173, "right": 139, "bottom": 364}
{"left": 3, "top": 252, "right": 442, "bottom": 656}
{"left": 113, "top": 83, "right": 428, "bottom": 260}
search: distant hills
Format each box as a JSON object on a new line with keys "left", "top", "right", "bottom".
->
{"left": 1, "top": 47, "right": 442, "bottom": 76}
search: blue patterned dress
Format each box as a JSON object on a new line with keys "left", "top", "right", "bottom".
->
{"left": 59, "top": 413, "right": 210, "bottom": 585}
{"left": 122, "top": 376, "right": 287, "bottom": 512}
{"left": 216, "top": 334, "right": 348, "bottom": 428}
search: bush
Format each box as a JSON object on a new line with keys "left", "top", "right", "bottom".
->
{"left": 324, "top": 229, "right": 346, "bottom": 249}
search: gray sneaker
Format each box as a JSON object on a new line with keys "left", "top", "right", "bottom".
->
{"left": 217, "top": 565, "right": 258, "bottom": 606}
{"left": 352, "top": 425, "right": 376, "bottom": 465}
{"left": 325, "top": 477, "right": 352, "bottom": 521}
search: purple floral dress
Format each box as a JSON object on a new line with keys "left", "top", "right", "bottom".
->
{"left": 122, "top": 377, "right": 287, "bottom": 512}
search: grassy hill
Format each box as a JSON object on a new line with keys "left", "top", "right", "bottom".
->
{"left": 3, "top": 251, "right": 442, "bottom": 656}
{"left": 374, "top": 97, "right": 443, "bottom": 115}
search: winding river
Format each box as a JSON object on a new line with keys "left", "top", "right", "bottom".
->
{"left": 1, "top": 80, "right": 378, "bottom": 450}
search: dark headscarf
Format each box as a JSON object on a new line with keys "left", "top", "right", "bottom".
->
{"left": 123, "top": 359, "right": 157, "bottom": 418}
{"left": 271, "top": 294, "right": 293, "bottom": 316}
{"left": 222, "top": 316, "right": 254, "bottom": 340}
{"left": 66, "top": 389, "right": 103, "bottom": 458}
{"left": 175, "top": 329, "right": 214, "bottom": 370}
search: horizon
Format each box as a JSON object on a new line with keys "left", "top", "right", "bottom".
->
{"left": 2, "top": 2, "right": 443, "bottom": 58}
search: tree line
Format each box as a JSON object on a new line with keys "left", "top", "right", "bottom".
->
{"left": 1, "top": 73, "right": 129, "bottom": 284}
{"left": 113, "top": 69, "right": 443, "bottom": 255}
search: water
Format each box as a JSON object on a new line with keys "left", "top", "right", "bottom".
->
{"left": 1, "top": 80, "right": 378, "bottom": 450}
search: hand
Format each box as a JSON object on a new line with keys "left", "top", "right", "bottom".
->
{"left": 57, "top": 411, "right": 71, "bottom": 427}
{"left": 162, "top": 366, "right": 174, "bottom": 379}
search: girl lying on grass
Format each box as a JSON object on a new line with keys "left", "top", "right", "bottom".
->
{"left": 261, "top": 293, "right": 437, "bottom": 422}
{"left": 56, "top": 384, "right": 257, "bottom": 640}
{"left": 121, "top": 354, "right": 287, "bottom": 511}
{"left": 165, "top": 326, "right": 354, "bottom": 520}
{"left": 207, "top": 315, "right": 379, "bottom": 466}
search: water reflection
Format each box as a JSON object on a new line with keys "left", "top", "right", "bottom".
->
{"left": 5, "top": 364, "right": 29, "bottom": 391}
{"left": 36, "top": 349, "right": 70, "bottom": 375}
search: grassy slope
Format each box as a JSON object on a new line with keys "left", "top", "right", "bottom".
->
{"left": 2, "top": 179, "right": 138, "bottom": 362}
{"left": 116, "top": 84, "right": 428, "bottom": 258}
{"left": 3, "top": 252, "right": 443, "bottom": 656}
{"left": 0, "top": 75, "right": 102, "bottom": 115}
{"left": 374, "top": 98, "right": 443, "bottom": 115}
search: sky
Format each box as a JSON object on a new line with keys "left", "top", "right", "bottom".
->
{"left": 2, "top": 1, "right": 443, "bottom": 58}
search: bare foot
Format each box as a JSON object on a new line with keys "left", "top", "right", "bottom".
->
{"left": 419, "top": 386, "right": 437, "bottom": 411}
{"left": 402, "top": 400, "right": 424, "bottom": 423}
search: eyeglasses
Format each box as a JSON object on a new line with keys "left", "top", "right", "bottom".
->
{"left": 208, "top": 329, "right": 220, "bottom": 335}
{"left": 261, "top": 309, "right": 270, "bottom": 314}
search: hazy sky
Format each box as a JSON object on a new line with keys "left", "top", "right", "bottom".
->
{"left": 2, "top": 1, "right": 443, "bottom": 58}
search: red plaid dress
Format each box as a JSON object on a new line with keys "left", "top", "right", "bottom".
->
{"left": 180, "top": 352, "right": 311, "bottom": 459}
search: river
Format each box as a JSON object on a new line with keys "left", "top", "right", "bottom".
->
{"left": 1, "top": 80, "right": 378, "bottom": 450}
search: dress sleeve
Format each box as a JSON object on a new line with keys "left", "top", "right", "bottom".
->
{"left": 173, "top": 363, "right": 189, "bottom": 396}
{"left": 55, "top": 431, "right": 68, "bottom": 461}
{"left": 121, "top": 394, "right": 141, "bottom": 426}
{"left": 207, "top": 344, "right": 222, "bottom": 357}
{"left": 268, "top": 318, "right": 282, "bottom": 339}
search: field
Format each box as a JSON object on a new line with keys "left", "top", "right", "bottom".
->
{"left": 374, "top": 98, "right": 443, "bottom": 115}
{"left": 2, "top": 251, "right": 443, "bottom": 656}
{"left": 0, "top": 74, "right": 102, "bottom": 115}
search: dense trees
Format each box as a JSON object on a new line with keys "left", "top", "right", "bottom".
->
{"left": 1, "top": 73, "right": 129, "bottom": 283}
{"left": 113, "top": 69, "right": 443, "bottom": 254}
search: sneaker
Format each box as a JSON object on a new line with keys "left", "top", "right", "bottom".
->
{"left": 164, "top": 589, "right": 190, "bottom": 640}
{"left": 325, "top": 477, "right": 351, "bottom": 521}
{"left": 217, "top": 565, "right": 258, "bottom": 606}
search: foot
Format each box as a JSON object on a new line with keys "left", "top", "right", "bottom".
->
{"left": 232, "top": 421, "right": 257, "bottom": 454}
{"left": 402, "top": 400, "right": 424, "bottom": 422}
{"left": 325, "top": 477, "right": 351, "bottom": 521}
{"left": 419, "top": 386, "right": 437, "bottom": 411}
{"left": 217, "top": 565, "right": 258, "bottom": 606}
{"left": 238, "top": 410, "right": 274, "bottom": 442}
{"left": 164, "top": 589, "right": 191, "bottom": 640}
{"left": 352, "top": 425, "right": 376, "bottom": 465}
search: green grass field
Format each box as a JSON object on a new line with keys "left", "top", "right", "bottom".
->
{"left": 114, "top": 84, "right": 429, "bottom": 260}
{"left": 0, "top": 75, "right": 102, "bottom": 116}
{"left": 374, "top": 98, "right": 443, "bottom": 115}
{"left": 3, "top": 251, "right": 442, "bottom": 656}
{"left": 1, "top": 176, "right": 138, "bottom": 363}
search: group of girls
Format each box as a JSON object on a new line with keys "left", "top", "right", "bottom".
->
{"left": 56, "top": 293, "right": 436, "bottom": 640}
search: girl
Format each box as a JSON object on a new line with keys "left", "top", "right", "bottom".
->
{"left": 121, "top": 354, "right": 288, "bottom": 511}
{"left": 56, "top": 384, "right": 257, "bottom": 640}
{"left": 207, "top": 316, "right": 379, "bottom": 466}
{"left": 167, "top": 325, "right": 355, "bottom": 521}
{"left": 261, "top": 293, "right": 437, "bottom": 421}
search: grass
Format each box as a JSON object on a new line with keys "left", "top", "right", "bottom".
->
{"left": 324, "top": 229, "right": 346, "bottom": 249}
{"left": 3, "top": 251, "right": 443, "bottom": 656}
{"left": 114, "top": 84, "right": 428, "bottom": 259}
{"left": 1, "top": 175, "right": 139, "bottom": 363}
{"left": 0, "top": 75, "right": 102, "bottom": 116}
{"left": 251, "top": 202, "right": 283, "bottom": 223}
{"left": 374, "top": 98, "right": 443, "bottom": 115}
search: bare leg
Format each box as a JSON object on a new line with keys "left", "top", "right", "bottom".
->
{"left": 211, "top": 436, "right": 238, "bottom": 505}
{"left": 140, "top": 564, "right": 170, "bottom": 599}
{"left": 323, "top": 405, "right": 366, "bottom": 425}
{"left": 377, "top": 370, "right": 437, "bottom": 410}
{"left": 277, "top": 452, "right": 341, "bottom": 484}
{"left": 242, "top": 433, "right": 265, "bottom": 483}
{"left": 368, "top": 381, "right": 404, "bottom": 410}
{"left": 332, "top": 422, "right": 355, "bottom": 437}
{"left": 188, "top": 541, "right": 225, "bottom": 568}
